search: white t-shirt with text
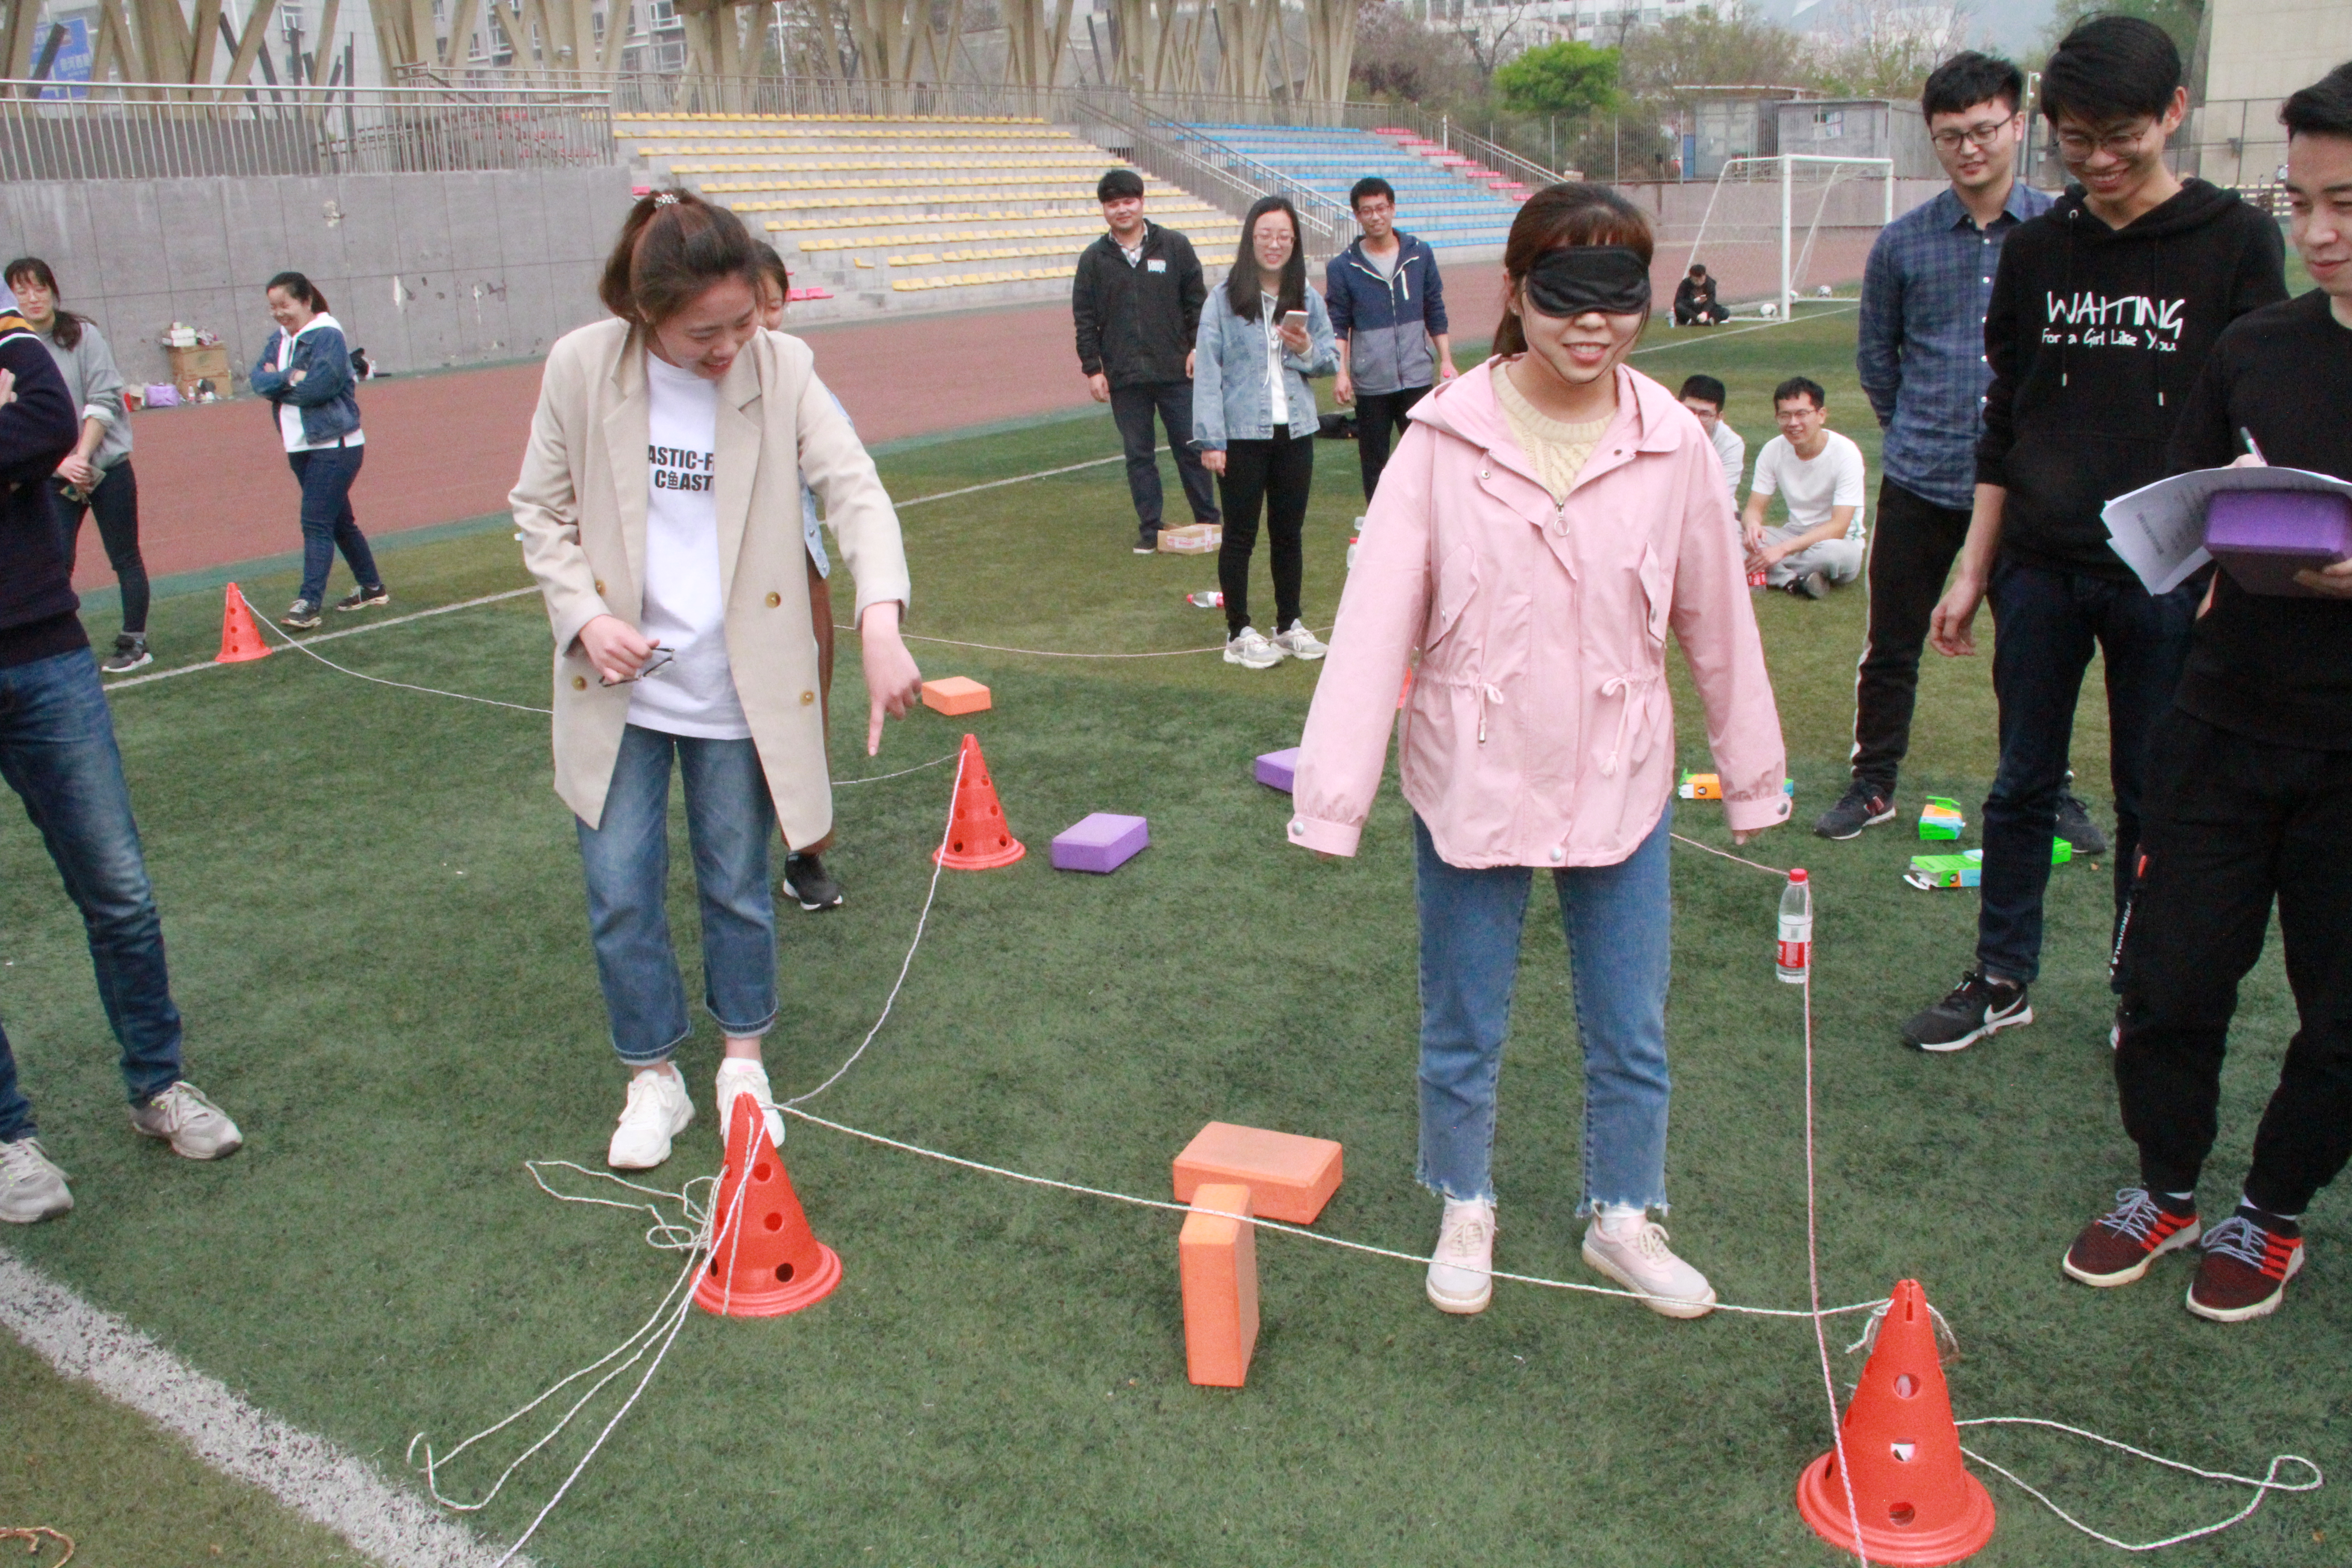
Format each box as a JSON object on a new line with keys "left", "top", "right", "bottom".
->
{"left": 628, "top": 352, "right": 751, "bottom": 740}
{"left": 1750, "top": 430, "right": 1867, "bottom": 539}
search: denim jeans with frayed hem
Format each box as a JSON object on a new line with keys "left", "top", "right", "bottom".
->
{"left": 1413, "top": 810, "right": 1674, "bottom": 1212}
{"left": 0, "top": 648, "right": 185, "bottom": 1142}
{"left": 577, "top": 724, "right": 779, "bottom": 1066}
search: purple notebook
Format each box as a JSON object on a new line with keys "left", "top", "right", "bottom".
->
{"left": 2205, "top": 490, "right": 2352, "bottom": 597}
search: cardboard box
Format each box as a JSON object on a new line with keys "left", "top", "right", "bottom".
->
{"left": 1918, "top": 796, "right": 1965, "bottom": 840}
{"left": 2205, "top": 490, "right": 2352, "bottom": 597}
{"left": 167, "top": 344, "right": 231, "bottom": 399}
{"left": 1158, "top": 524, "right": 1222, "bottom": 554}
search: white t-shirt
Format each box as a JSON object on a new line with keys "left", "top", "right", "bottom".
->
{"left": 1709, "top": 418, "right": 1745, "bottom": 499}
{"left": 1751, "top": 430, "right": 1867, "bottom": 539}
{"left": 1260, "top": 291, "right": 1286, "bottom": 420}
{"left": 275, "top": 314, "right": 365, "bottom": 454}
{"left": 628, "top": 352, "right": 750, "bottom": 740}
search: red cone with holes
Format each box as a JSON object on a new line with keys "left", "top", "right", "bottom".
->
{"left": 693, "top": 1096, "right": 842, "bottom": 1318}
{"left": 215, "top": 583, "right": 271, "bottom": 664}
{"left": 1796, "top": 1278, "right": 1995, "bottom": 1565}
{"left": 933, "top": 732, "right": 1025, "bottom": 870}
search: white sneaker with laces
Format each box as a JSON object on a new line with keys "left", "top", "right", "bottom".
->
{"left": 1581, "top": 1204, "right": 1716, "bottom": 1319}
{"left": 1426, "top": 1196, "right": 1496, "bottom": 1314}
{"left": 1272, "top": 619, "right": 1328, "bottom": 661}
{"left": 1223, "top": 627, "right": 1286, "bottom": 670}
{"left": 0, "top": 1137, "right": 73, "bottom": 1223}
{"left": 608, "top": 1067, "right": 693, "bottom": 1170}
{"left": 714, "top": 1059, "right": 786, "bottom": 1153}
{"left": 127, "top": 1081, "right": 243, "bottom": 1159}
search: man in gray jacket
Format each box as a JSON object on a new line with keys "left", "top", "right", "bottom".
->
{"left": 1326, "top": 178, "right": 1453, "bottom": 503}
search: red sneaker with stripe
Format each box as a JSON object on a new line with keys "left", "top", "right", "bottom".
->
{"left": 2187, "top": 1212, "right": 2304, "bottom": 1323}
{"left": 2063, "top": 1188, "right": 2201, "bottom": 1287}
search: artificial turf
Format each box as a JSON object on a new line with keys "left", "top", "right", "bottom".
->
{"left": 1, "top": 301, "right": 2342, "bottom": 1567}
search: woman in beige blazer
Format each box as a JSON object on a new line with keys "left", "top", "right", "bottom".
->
{"left": 510, "top": 191, "right": 921, "bottom": 1172}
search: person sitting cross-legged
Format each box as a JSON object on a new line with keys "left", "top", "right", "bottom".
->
{"left": 1740, "top": 376, "right": 1866, "bottom": 598}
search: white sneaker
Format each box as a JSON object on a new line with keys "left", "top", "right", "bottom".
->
{"left": 0, "top": 1137, "right": 73, "bottom": 1224}
{"left": 1581, "top": 1205, "right": 1716, "bottom": 1319}
{"left": 608, "top": 1067, "right": 693, "bottom": 1170}
{"left": 1223, "top": 627, "right": 1286, "bottom": 670}
{"left": 1272, "top": 619, "right": 1328, "bottom": 661}
{"left": 1426, "top": 1196, "right": 1496, "bottom": 1314}
{"left": 127, "top": 1081, "right": 243, "bottom": 1160}
{"left": 713, "top": 1059, "right": 786, "bottom": 1153}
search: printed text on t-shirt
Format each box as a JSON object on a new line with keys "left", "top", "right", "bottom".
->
{"left": 649, "top": 444, "right": 715, "bottom": 491}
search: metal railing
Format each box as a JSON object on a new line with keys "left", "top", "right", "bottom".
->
{"left": 0, "top": 78, "right": 611, "bottom": 180}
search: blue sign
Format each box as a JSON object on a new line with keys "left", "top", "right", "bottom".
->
{"left": 39, "top": 18, "right": 92, "bottom": 100}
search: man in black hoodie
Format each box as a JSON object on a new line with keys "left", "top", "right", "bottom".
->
{"left": 1903, "top": 17, "right": 2287, "bottom": 1052}
{"left": 0, "top": 280, "right": 243, "bottom": 1225}
{"left": 2062, "top": 61, "right": 2352, "bottom": 1323}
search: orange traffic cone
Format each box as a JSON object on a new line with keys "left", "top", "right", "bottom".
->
{"left": 1797, "top": 1279, "right": 1995, "bottom": 1566}
{"left": 932, "top": 732, "right": 1025, "bottom": 870}
{"left": 216, "top": 583, "right": 271, "bottom": 664}
{"left": 693, "top": 1096, "right": 842, "bottom": 1318}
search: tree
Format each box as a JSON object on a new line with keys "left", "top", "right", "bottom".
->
{"left": 1617, "top": 5, "right": 1808, "bottom": 99}
{"left": 1493, "top": 39, "right": 1620, "bottom": 119}
{"left": 1807, "top": 0, "right": 1974, "bottom": 101}
{"left": 1450, "top": 0, "right": 1542, "bottom": 82}
{"left": 1349, "top": 0, "right": 1480, "bottom": 103}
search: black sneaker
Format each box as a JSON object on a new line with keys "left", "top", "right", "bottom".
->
{"left": 2056, "top": 791, "right": 2109, "bottom": 857}
{"left": 783, "top": 851, "right": 843, "bottom": 911}
{"left": 1813, "top": 781, "right": 1896, "bottom": 841}
{"left": 1902, "top": 970, "right": 2033, "bottom": 1052}
{"left": 99, "top": 635, "right": 152, "bottom": 674}
{"left": 1788, "top": 569, "right": 1829, "bottom": 600}
{"left": 280, "top": 598, "right": 322, "bottom": 630}
{"left": 334, "top": 583, "right": 390, "bottom": 612}
{"left": 1134, "top": 527, "right": 1160, "bottom": 555}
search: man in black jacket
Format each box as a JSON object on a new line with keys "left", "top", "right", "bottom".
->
{"left": 1072, "top": 168, "right": 1219, "bottom": 553}
{"left": 2062, "top": 61, "right": 2352, "bottom": 1323}
{"left": 1903, "top": 17, "right": 2287, "bottom": 1052}
{"left": 1672, "top": 265, "right": 1730, "bottom": 326}
{"left": 0, "top": 280, "right": 242, "bottom": 1225}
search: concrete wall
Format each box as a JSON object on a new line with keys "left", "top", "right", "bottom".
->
{"left": 0, "top": 167, "right": 637, "bottom": 390}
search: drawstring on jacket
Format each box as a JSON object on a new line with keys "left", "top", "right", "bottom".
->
{"left": 1597, "top": 673, "right": 1652, "bottom": 776}
{"left": 1476, "top": 682, "right": 1504, "bottom": 744}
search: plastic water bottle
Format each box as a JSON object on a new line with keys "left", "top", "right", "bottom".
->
{"left": 1777, "top": 868, "right": 1812, "bottom": 984}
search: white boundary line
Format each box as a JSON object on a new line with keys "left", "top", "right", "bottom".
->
{"left": 0, "top": 1248, "right": 524, "bottom": 1568}
{"left": 106, "top": 588, "right": 543, "bottom": 693}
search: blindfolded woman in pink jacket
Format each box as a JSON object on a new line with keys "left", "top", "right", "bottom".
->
{"left": 1289, "top": 184, "right": 1792, "bottom": 1320}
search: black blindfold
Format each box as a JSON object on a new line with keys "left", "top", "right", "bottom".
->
{"left": 1521, "top": 246, "right": 1652, "bottom": 318}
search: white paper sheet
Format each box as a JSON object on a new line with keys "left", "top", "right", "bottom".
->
{"left": 2101, "top": 465, "right": 2352, "bottom": 595}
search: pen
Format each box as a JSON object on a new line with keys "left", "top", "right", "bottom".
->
{"left": 2240, "top": 427, "right": 2267, "bottom": 463}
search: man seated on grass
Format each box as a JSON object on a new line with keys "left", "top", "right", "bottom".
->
{"left": 2062, "top": 61, "right": 2352, "bottom": 1324}
{"left": 0, "top": 279, "right": 242, "bottom": 1225}
{"left": 1740, "top": 376, "right": 1866, "bottom": 598}
{"left": 1674, "top": 264, "right": 1730, "bottom": 325}
{"left": 1677, "top": 374, "right": 1744, "bottom": 500}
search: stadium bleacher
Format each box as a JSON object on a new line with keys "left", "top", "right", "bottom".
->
{"left": 618, "top": 113, "right": 1243, "bottom": 314}
{"left": 1179, "top": 124, "right": 1530, "bottom": 252}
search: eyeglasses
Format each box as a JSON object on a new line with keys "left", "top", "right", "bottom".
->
{"left": 2054, "top": 122, "right": 2159, "bottom": 160}
{"left": 1930, "top": 113, "right": 2017, "bottom": 152}
{"left": 599, "top": 647, "right": 675, "bottom": 686}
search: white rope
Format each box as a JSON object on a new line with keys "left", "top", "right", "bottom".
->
{"left": 830, "top": 750, "right": 957, "bottom": 787}
{"left": 835, "top": 624, "right": 1231, "bottom": 659}
{"left": 1801, "top": 959, "right": 1871, "bottom": 1566}
{"left": 1669, "top": 831, "right": 1791, "bottom": 879}
{"left": 893, "top": 450, "right": 1138, "bottom": 507}
{"left": 236, "top": 586, "right": 555, "bottom": 715}
{"left": 104, "top": 586, "right": 543, "bottom": 692}
{"left": 1956, "top": 1418, "right": 2322, "bottom": 1552}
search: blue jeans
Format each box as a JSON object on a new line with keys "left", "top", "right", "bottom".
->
{"left": 288, "top": 446, "right": 380, "bottom": 606}
{"left": 0, "top": 648, "right": 185, "bottom": 1141}
{"left": 1977, "top": 557, "right": 2199, "bottom": 984}
{"left": 576, "top": 725, "right": 779, "bottom": 1065}
{"left": 1414, "top": 810, "right": 1675, "bottom": 1211}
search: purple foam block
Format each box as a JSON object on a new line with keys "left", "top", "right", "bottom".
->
{"left": 2205, "top": 490, "right": 2352, "bottom": 597}
{"left": 1051, "top": 813, "right": 1149, "bottom": 874}
{"left": 1254, "top": 748, "right": 1300, "bottom": 793}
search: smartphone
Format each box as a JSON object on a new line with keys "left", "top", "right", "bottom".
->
{"left": 1281, "top": 310, "right": 1308, "bottom": 328}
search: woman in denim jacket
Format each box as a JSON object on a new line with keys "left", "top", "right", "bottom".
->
{"left": 249, "top": 271, "right": 385, "bottom": 629}
{"left": 1192, "top": 196, "right": 1337, "bottom": 670}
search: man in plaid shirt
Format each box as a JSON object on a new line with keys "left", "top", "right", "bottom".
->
{"left": 1818, "top": 53, "right": 2092, "bottom": 844}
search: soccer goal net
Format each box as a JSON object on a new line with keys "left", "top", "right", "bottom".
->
{"left": 1656, "top": 155, "right": 1896, "bottom": 320}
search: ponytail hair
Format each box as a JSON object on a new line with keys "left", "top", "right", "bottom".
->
{"left": 1494, "top": 182, "right": 1655, "bottom": 358}
{"left": 266, "top": 269, "right": 330, "bottom": 316}
{"left": 598, "top": 189, "right": 762, "bottom": 329}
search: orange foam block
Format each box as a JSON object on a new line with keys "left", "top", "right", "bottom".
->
{"left": 921, "top": 677, "right": 992, "bottom": 716}
{"left": 1172, "top": 1122, "right": 1343, "bottom": 1225}
{"left": 1179, "top": 1182, "right": 1259, "bottom": 1387}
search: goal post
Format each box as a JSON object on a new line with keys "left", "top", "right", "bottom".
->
{"left": 1778, "top": 155, "right": 1895, "bottom": 321}
{"left": 1672, "top": 154, "right": 1898, "bottom": 322}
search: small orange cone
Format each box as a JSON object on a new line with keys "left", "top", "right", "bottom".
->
{"left": 1796, "top": 1279, "right": 1995, "bottom": 1566}
{"left": 693, "top": 1097, "right": 842, "bottom": 1318}
{"left": 933, "top": 733, "right": 1025, "bottom": 870}
{"left": 215, "top": 584, "right": 271, "bottom": 664}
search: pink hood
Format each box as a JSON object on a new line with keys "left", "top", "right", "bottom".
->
{"left": 1289, "top": 358, "right": 1790, "bottom": 867}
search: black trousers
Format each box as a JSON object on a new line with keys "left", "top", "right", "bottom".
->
{"left": 2115, "top": 711, "right": 2352, "bottom": 1215}
{"left": 1217, "top": 426, "right": 1313, "bottom": 638}
{"left": 50, "top": 463, "right": 149, "bottom": 637}
{"left": 1352, "top": 383, "right": 1428, "bottom": 503}
{"left": 1109, "top": 379, "right": 1218, "bottom": 534}
{"left": 1849, "top": 478, "right": 1972, "bottom": 796}
{"left": 1674, "top": 301, "right": 1730, "bottom": 325}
